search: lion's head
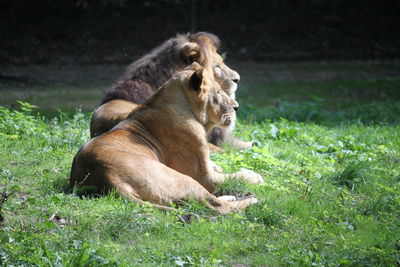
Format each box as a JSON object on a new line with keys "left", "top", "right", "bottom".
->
{"left": 102, "top": 32, "right": 240, "bottom": 105}
{"left": 179, "top": 63, "right": 239, "bottom": 131}
{"left": 186, "top": 32, "right": 240, "bottom": 99}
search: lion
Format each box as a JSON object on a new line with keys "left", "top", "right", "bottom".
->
{"left": 90, "top": 32, "right": 252, "bottom": 150}
{"left": 71, "top": 63, "right": 263, "bottom": 214}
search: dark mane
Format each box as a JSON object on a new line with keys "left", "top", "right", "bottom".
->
{"left": 101, "top": 32, "right": 221, "bottom": 105}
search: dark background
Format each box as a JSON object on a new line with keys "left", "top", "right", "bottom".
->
{"left": 1, "top": 0, "right": 400, "bottom": 65}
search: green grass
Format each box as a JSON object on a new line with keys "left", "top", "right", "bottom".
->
{"left": 1, "top": 61, "right": 400, "bottom": 266}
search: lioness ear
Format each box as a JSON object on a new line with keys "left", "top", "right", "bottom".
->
{"left": 181, "top": 42, "right": 202, "bottom": 64}
{"left": 190, "top": 69, "right": 204, "bottom": 92}
{"left": 185, "top": 62, "right": 202, "bottom": 71}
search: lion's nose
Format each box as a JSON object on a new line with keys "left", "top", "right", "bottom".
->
{"left": 232, "top": 72, "right": 240, "bottom": 84}
{"left": 233, "top": 102, "right": 239, "bottom": 111}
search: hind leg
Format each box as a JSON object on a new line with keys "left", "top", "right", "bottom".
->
{"left": 102, "top": 154, "right": 258, "bottom": 214}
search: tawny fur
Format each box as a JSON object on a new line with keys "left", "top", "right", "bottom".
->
{"left": 71, "top": 64, "right": 263, "bottom": 214}
{"left": 90, "top": 32, "right": 251, "bottom": 150}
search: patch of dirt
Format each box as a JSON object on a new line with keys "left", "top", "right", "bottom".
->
{"left": 1, "top": 61, "right": 399, "bottom": 90}
{"left": 231, "top": 61, "right": 400, "bottom": 85}
{"left": 1, "top": 61, "right": 399, "bottom": 113}
{"left": 0, "top": 64, "right": 126, "bottom": 88}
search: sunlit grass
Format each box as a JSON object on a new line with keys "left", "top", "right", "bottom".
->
{"left": 1, "top": 97, "right": 399, "bottom": 265}
{"left": 1, "top": 60, "right": 399, "bottom": 265}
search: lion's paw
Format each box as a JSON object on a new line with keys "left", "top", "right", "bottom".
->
{"left": 235, "top": 140, "right": 254, "bottom": 150}
{"left": 210, "top": 160, "right": 223, "bottom": 173}
{"left": 235, "top": 168, "right": 264, "bottom": 184}
{"left": 217, "top": 195, "right": 237, "bottom": 202}
{"left": 247, "top": 197, "right": 259, "bottom": 205}
{"left": 233, "top": 196, "right": 259, "bottom": 211}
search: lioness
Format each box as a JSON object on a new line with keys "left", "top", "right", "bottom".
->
{"left": 71, "top": 63, "right": 263, "bottom": 214}
{"left": 90, "top": 32, "right": 252, "bottom": 150}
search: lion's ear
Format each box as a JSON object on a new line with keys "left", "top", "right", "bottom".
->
{"left": 190, "top": 68, "right": 204, "bottom": 92}
{"left": 181, "top": 42, "right": 201, "bottom": 64}
{"left": 185, "top": 62, "right": 201, "bottom": 71}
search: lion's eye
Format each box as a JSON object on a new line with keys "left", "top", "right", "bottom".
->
{"left": 217, "top": 90, "right": 222, "bottom": 94}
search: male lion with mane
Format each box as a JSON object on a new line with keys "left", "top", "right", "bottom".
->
{"left": 71, "top": 63, "right": 263, "bottom": 214}
{"left": 90, "top": 32, "right": 252, "bottom": 150}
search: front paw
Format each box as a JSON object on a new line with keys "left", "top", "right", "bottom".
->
{"left": 217, "top": 195, "right": 237, "bottom": 202}
{"left": 235, "top": 168, "right": 264, "bottom": 184}
{"left": 210, "top": 160, "right": 223, "bottom": 173}
{"left": 208, "top": 143, "right": 226, "bottom": 153}
{"left": 234, "top": 140, "right": 254, "bottom": 150}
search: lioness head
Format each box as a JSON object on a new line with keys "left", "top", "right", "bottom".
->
{"left": 181, "top": 32, "right": 240, "bottom": 99}
{"left": 182, "top": 63, "right": 239, "bottom": 130}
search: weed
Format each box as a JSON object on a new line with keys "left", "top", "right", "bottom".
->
{"left": 328, "top": 159, "right": 369, "bottom": 191}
